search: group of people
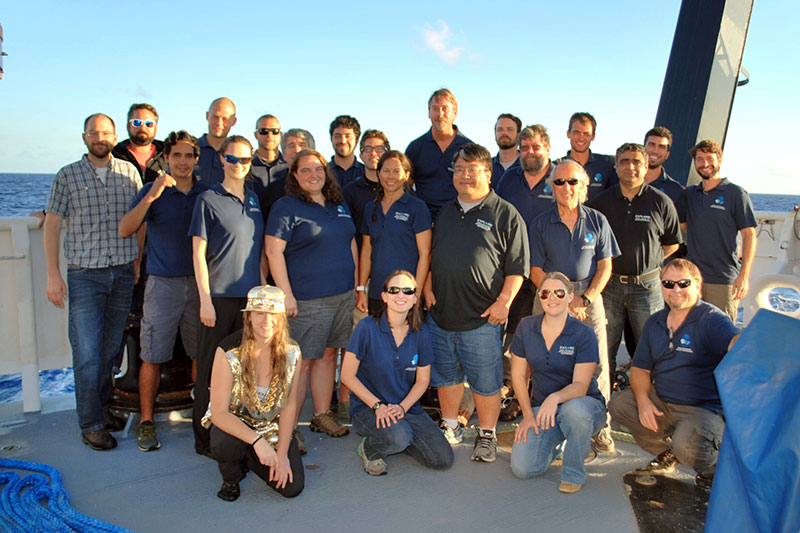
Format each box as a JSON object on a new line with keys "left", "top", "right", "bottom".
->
{"left": 42, "top": 87, "right": 755, "bottom": 500}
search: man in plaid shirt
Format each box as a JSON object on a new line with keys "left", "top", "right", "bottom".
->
{"left": 44, "top": 113, "right": 143, "bottom": 451}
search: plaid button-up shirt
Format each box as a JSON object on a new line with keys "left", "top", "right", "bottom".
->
{"left": 46, "top": 155, "right": 143, "bottom": 268}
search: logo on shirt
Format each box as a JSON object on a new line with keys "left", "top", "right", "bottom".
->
{"left": 248, "top": 196, "right": 260, "bottom": 212}
{"left": 676, "top": 333, "right": 693, "bottom": 353}
{"left": 543, "top": 185, "right": 553, "bottom": 195}
{"left": 711, "top": 196, "right": 726, "bottom": 211}
{"left": 475, "top": 218, "right": 493, "bottom": 231}
{"left": 591, "top": 172, "right": 603, "bottom": 185}
{"left": 336, "top": 205, "right": 352, "bottom": 218}
{"left": 634, "top": 214, "right": 652, "bottom": 223}
{"left": 405, "top": 353, "right": 419, "bottom": 371}
{"left": 394, "top": 211, "right": 410, "bottom": 222}
{"left": 558, "top": 345, "right": 575, "bottom": 356}
{"left": 582, "top": 232, "right": 596, "bottom": 250}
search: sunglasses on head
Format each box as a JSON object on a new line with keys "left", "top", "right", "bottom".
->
{"left": 129, "top": 119, "right": 155, "bottom": 128}
{"left": 553, "top": 178, "right": 580, "bottom": 186}
{"left": 256, "top": 128, "right": 281, "bottom": 135}
{"left": 661, "top": 279, "right": 693, "bottom": 289}
{"left": 223, "top": 154, "right": 252, "bottom": 165}
{"left": 538, "top": 288, "right": 567, "bottom": 300}
{"left": 385, "top": 286, "right": 415, "bottom": 295}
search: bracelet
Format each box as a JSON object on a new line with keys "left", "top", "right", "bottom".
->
{"left": 252, "top": 434, "right": 263, "bottom": 446}
{"left": 398, "top": 404, "right": 406, "bottom": 415}
{"left": 356, "top": 286, "right": 367, "bottom": 292}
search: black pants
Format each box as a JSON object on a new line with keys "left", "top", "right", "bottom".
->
{"left": 193, "top": 297, "right": 245, "bottom": 454}
{"left": 210, "top": 426, "right": 305, "bottom": 498}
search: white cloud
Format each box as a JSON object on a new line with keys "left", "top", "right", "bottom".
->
{"left": 420, "top": 21, "right": 464, "bottom": 66}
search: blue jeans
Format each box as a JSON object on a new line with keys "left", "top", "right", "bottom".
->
{"left": 603, "top": 278, "right": 664, "bottom": 378}
{"left": 510, "top": 396, "right": 606, "bottom": 485}
{"left": 352, "top": 408, "right": 454, "bottom": 470}
{"left": 67, "top": 263, "right": 135, "bottom": 433}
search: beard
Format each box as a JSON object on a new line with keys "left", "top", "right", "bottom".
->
{"left": 130, "top": 131, "right": 154, "bottom": 147}
{"left": 496, "top": 136, "right": 516, "bottom": 150}
{"left": 88, "top": 142, "right": 112, "bottom": 159}
{"left": 522, "top": 154, "right": 546, "bottom": 173}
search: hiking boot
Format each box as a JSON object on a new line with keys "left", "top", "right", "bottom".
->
{"left": 104, "top": 410, "right": 127, "bottom": 432}
{"left": 217, "top": 481, "right": 240, "bottom": 502}
{"left": 438, "top": 419, "right": 463, "bottom": 444}
{"left": 309, "top": 411, "right": 349, "bottom": 437}
{"left": 293, "top": 428, "right": 307, "bottom": 455}
{"left": 336, "top": 400, "right": 351, "bottom": 422}
{"left": 357, "top": 438, "right": 387, "bottom": 476}
{"left": 636, "top": 448, "right": 679, "bottom": 475}
{"left": 591, "top": 428, "right": 616, "bottom": 454}
{"left": 471, "top": 432, "right": 497, "bottom": 463}
{"left": 136, "top": 421, "right": 161, "bottom": 451}
{"left": 558, "top": 481, "right": 582, "bottom": 494}
{"left": 499, "top": 397, "right": 522, "bottom": 422}
{"left": 81, "top": 429, "right": 117, "bottom": 451}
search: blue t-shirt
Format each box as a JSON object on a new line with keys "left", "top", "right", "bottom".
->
{"left": 266, "top": 195, "right": 356, "bottom": 300}
{"left": 330, "top": 157, "right": 365, "bottom": 189}
{"left": 362, "top": 192, "right": 432, "bottom": 296}
{"left": 685, "top": 179, "right": 757, "bottom": 285}
{"left": 511, "top": 314, "right": 604, "bottom": 407}
{"left": 529, "top": 204, "right": 620, "bottom": 282}
{"left": 129, "top": 179, "right": 210, "bottom": 277}
{"left": 495, "top": 164, "right": 556, "bottom": 228}
{"left": 346, "top": 315, "right": 434, "bottom": 415}
{"left": 188, "top": 183, "right": 264, "bottom": 297}
{"left": 491, "top": 153, "right": 520, "bottom": 189}
{"left": 558, "top": 150, "right": 618, "bottom": 202}
{"left": 195, "top": 134, "right": 224, "bottom": 186}
{"left": 633, "top": 300, "right": 739, "bottom": 413}
{"left": 405, "top": 127, "right": 472, "bottom": 218}
{"left": 649, "top": 169, "right": 686, "bottom": 222}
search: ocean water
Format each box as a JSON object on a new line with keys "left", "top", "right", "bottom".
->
{"left": 0, "top": 173, "right": 798, "bottom": 402}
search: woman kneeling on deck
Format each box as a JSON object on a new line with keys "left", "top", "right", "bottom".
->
{"left": 510, "top": 272, "right": 606, "bottom": 493}
{"left": 203, "top": 285, "right": 304, "bottom": 501}
{"left": 342, "top": 270, "right": 454, "bottom": 476}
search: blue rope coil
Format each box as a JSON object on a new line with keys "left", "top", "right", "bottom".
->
{"left": 0, "top": 458, "right": 131, "bottom": 532}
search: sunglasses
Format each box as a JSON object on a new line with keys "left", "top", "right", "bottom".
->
{"left": 385, "top": 286, "right": 415, "bottom": 295}
{"left": 361, "top": 146, "right": 387, "bottom": 155}
{"left": 661, "top": 279, "right": 693, "bottom": 289}
{"left": 223, "top": 154, "right": 252, "bottom": 165}
{"left": 129, "top": 119, "right": 155, "bottom": 128}
{"left": 256, "top": 128, "right": 281, "bottom": 135}
{"left": 538, "top": 288, "right": 567, "bottom": 300}
{"left": 553, "top": 178, "right": 580, "bottom": 186}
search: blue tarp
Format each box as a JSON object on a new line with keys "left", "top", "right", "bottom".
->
{"left": 707, "top": 310, "right": 800, "bottom": 532}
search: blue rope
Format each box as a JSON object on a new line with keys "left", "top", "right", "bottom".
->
{"left": 0, "top": 458, "right": 132, "bottom": 532}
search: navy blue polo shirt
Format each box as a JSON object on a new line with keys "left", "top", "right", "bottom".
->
{"left": 266, "top": 195, "right": 356, "bottom": 300}
{"left": 633, "top": 300, "right": 738, "bottom": 413}
{"left": 491, "top": 153, "right": 520, "bottom": 189}
{"left": 685, "top": 179, "right": 757, "bottom": 285}
{"left": 362, "top": 192, "right": 432, "bottom": 295}
{"left": 529, "top": 204, "right": 620, "bottom": 282}
{"left": 559, "top": 150, "right": 618, "bottom": 202}
{"left": 330, "top": 157, "right": 365, "bottom": 189}
{"left": 512, "top": 314, "right": 604, "bottom": 407}
{"left": 649, "top": 169, "right": 686, "bottom": 222}
{"left": 343, "top": 176, "right": 381, "bottom": 252}
{"left": 188, "top": 183, "right": 264, "bottom": 297}
{"left": 257, "top": 169, "right": 289, "bottom": 222}
{"left": 129, "top": 178, "right": 210, "bottom": 277}
{"left": 588, "top": 184, "right": 681, "bottom": 276}
{"left": 405, "top": 126, "right": 472, "bottom": 218}
{"left": 195, "top": 134, "right": 225, "bottom": 186}
{"left": 495, "top": 164, "right": 556, "bottom": 227}
{"left": 247, "top": 152, "right": 287, "bottom": 201}
{"left": 346, "top": 315, "right": 434, "bottom": 415}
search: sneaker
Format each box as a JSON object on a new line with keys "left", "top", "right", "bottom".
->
{"left": 471, "top": 432, "right": 497, "bottom": 463}
{"left": 636, "top": 448, "right": 679, "bottom": 475}
{"left": 336, "top": 400, "right": 351, "bottom": 422}
{"left": 591, "top": 428, "right": 616, "bottom": 454}
{"left": 217, "top": 481, "right": 240, "bottom": 502}
{"left": 136, "top": 421, "right": 161, "bottom": 452}
{"left": 438, "top": 419, "right": 463, "bottom": 444}
{"left": 309, "top": 411, "right": 349, "bottom": 437}
{"left": 81, "top": 428, "right": 117, "bottom": 451}
{"left": 293, "top": 428, "right": 307, "bottom": 456}
{"left": 357, "top": 438, "right": 387, "bottom": 476}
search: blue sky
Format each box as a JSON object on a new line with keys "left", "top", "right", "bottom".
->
{"left": 0, "top": 1, "right": 797, "bottom": 194}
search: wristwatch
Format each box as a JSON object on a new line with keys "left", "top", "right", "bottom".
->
{"left": 581, "top": 294, "right": 592, "bottom": 307}
{"left": 371, "top": 401, "right": 383, "bottom": 411}
{"left": 356, "top": 286, "right": 367, "bottom": 292}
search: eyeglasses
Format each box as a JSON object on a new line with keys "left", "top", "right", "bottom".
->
{"left": 361, "top": 146, "right": 387, "bottom": 155}
{"left": 553, "top": 178, "right": 580, "bottom": 186}
{"left": 223, "top": 154, "right": 252, "bottom": 165}
{"left": 85, "top": 130, "right": 115, "bottom": 138}
{"left": 129, "top": 119, "right": 155, "bottom": 128}
{"left": 385, "top": 286, "right": 415, "bottom": 295}
{"left": 256, "top": 128, "right": 281, "bottom": 135}
{"left": 538, "top": 288, "right": 567, "bottom": 300}
{"left": 451, "top": 166, "right": 485, "bottom": 178}
{"left": 661, "top": 279, "right": 693, "bottom": 290}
